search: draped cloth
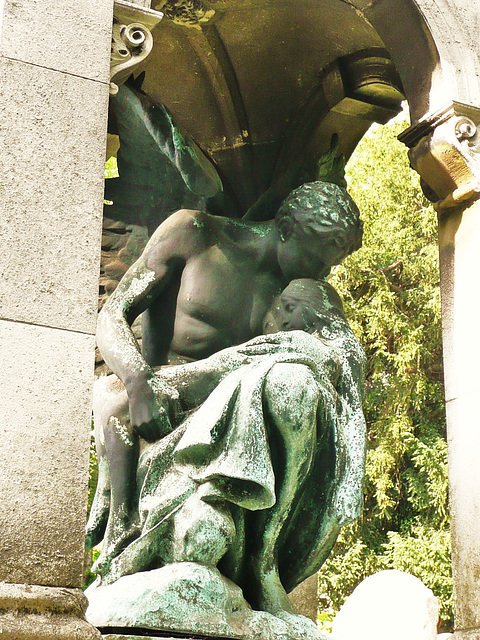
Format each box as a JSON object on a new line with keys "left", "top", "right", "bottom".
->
{"left": 97, "top": 330, "right": 366, "bottom": 598}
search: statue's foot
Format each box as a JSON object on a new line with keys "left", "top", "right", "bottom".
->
{"left": 254, "top": 572, "right": 326, "bottom": 639}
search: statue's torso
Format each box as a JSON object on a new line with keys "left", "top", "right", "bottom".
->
{"left": 142, "top": 219, "right": 283, "bottom": 364}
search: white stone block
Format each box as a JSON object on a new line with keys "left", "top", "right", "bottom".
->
{"left": 331, "top": 570, "right": 439, "bottom": 640}
{"left": 438, "top": 202, "right": 480, "bottom": 402}
{"left": 446, "top": 392, "right": 480, "bottom": 629}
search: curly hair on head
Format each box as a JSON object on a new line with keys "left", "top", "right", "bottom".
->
{"left": 275, "top": 181, "right": 363, "bottom": 255}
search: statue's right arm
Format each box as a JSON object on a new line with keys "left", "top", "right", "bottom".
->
{"left": 97, "top": 210, "right": 201, "bottom": 438}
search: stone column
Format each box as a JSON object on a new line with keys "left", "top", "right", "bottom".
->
{"left": 0, "top": 0, "right": 113, "bottom": 636}
{"left": 399, "top": 103, "right": 480, "bottom": 640}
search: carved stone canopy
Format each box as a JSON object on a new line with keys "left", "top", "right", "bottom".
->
{"left": 108, "top": 0, "right": 406, "bottom": 220}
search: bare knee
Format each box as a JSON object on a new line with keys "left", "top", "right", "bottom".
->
{"left": 93, "top": 375, "right": 129, "bottom": 450}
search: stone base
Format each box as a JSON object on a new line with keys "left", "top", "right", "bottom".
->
{"left": 86, "top": 563, "right": 326, "bottom": 640}
{"left": 102, "top": 636, "right": 232, "bottom": 639}
{"left": 100, "top": 628, "right": 239, "bottom": 639}
{"left": 102, "top": 636, "right": 208, "bottom": 639}
{"left": 0, "top": 582, "right": 101, "bottom": 640}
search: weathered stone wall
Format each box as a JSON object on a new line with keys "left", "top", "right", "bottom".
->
{"left": 0, "top": 0, "right": 113, "bottom": 635}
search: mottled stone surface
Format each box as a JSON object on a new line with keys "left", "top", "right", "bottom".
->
{"left": 331, "top": 570, "right": 439, "bottom": 640}
{"left": 0, "top": 0, "right": 113, "bottom": 81}
{"left": 1, "top": 0, "right": 110, "bottom": 638}
{"left": 0, "top": 581, "right": 101, "bottom": 639}
{"left": 0, "top": 56, "right": 108, "bottom": 334}
{"left": 0, "top": 320, "right": 95, "bottom": 587}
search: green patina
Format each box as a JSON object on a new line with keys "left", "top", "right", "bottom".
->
{"left": 89, "top": 81, "right": 366, "bottom": 638}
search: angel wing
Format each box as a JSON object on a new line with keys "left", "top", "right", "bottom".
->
{"left": 104, "top": 76, "right": 223, "bottom": 234}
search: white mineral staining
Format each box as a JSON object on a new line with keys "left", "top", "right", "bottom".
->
{"left": 109, "top": 416, "right": 135, "bottom": 447}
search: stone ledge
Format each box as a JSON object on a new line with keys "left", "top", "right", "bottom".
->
{"left": 99, "top": 626, "right": 244, "bottom": 640}
{"left": 101, "top": 635, "right": 236, "bottom": 640}
{"left": 0, "top": 582, "right": 101, "bottom": 640}
{"left": 102, "top": 636, "right": 214, "bottom": 639}
{"left": 102, "top": 636, "right": 237, "bottom": 640}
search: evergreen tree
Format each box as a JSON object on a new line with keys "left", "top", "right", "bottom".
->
{"left": 318, "top": 115, "right": 452, "bottom": 632}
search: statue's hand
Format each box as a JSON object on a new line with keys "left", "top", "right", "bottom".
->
{"left": 128, "top": 376, "right": 180, "bottom": 442}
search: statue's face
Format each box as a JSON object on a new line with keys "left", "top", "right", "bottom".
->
{"left": 277, "top": 219, "right": 348, "bottom": 281}
{"left": 278, "top": 294, "right": 306, "bottom": 330}
{"left": 263, "top": 292, "right": 317, "bottom": 334}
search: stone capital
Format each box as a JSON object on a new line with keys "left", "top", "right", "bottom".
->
{"left": 110, "top": 0, "right": 164, "bottom": 95}
{"left": 398, "top": 102, "right": 480, "bottom": 212}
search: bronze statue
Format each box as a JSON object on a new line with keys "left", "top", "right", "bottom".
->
{"left": 86, "top": 181, "right": 366, "bottom": 640}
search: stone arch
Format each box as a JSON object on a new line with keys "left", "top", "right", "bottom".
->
{"left": 362, "top": 0, "right": 480, "bottom": 121}
{"left": 345, "top": 5, "right": 480, "bottom": 639}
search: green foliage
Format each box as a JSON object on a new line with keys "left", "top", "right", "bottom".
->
{"left": 319, "top": 115, "right": 452, "bottom": 631}
{"left": 87, "top": 430, "right": 98, "bottom": 514}
{"left": 105, "top": 156, "right": 119, "bottom": 179}
{"left": 83, "top": 546, "right": 100, "bottom": 590}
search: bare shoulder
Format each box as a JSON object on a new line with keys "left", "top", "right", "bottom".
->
{"left": 152, "top": 209, "right": 207, "bottom": 236}
{"left": 166, "top": 208, "right": 207, "bottom": 229}
{"left": 145, "top": 209, "right": 215, "bottom": 263}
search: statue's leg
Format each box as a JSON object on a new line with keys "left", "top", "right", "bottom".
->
{"left": 170, "top": 485, "right": 236, "bottom": 567}
{"left": 89, "top": 377, "right": 140, "bottom": 574}
{"left": 86, "top": 376, "right": 120, "bottom": 548}
{"left": 100, "top": 413, "right": 140, "bottom": 555}
{"left": 85, "top": 453, "right": 109, "bottom": 549}
{"left": 252, "top": 363, "right": 319, "bottom": 617}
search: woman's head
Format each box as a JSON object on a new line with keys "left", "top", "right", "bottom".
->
{"left": 263, "top": 278, "right": 348, "bottom": 336}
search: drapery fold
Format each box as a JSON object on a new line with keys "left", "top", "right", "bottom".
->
{"left": 97, "top": 330, "right": 365, "bottom": 596}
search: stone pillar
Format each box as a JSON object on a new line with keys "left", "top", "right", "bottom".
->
{"left": 0, "top": 0, "right": 113, "bottom": 636}
{"left": 399, "top": 103, "right": 480, "bottom": 640}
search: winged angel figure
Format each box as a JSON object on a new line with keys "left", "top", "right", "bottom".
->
{"left": 86, "top": 76, "right": 366, "bottom": 640}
